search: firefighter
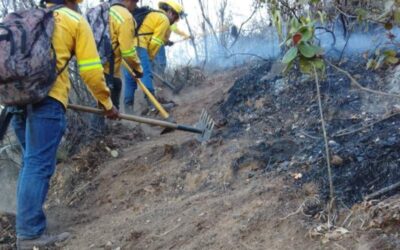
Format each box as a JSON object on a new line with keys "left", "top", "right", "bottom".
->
{"left": 123, "top": 0, "right": 185, "bottom": 113}
{"left": 14, "top": 0, "right": 118, "bottom": 248}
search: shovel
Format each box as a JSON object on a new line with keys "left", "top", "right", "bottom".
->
{"left": 67, "top": 104, "right": 215, "bottom": 142}
{"left": 122, "top": 60, "right": 172, "bottom": 121}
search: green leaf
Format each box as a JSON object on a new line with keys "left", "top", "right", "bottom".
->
{"left": 298, "top": 26, "right": 313, "bottom": 42}
{"left": 366, "top": 59, "right": 376, "bottom": 70}
{"left": 272, "top": 10, "right": 283, "bottom": 40}
{"left": 394, "top": 10, "right": 400, "bottom": 24}
{"left": 355, "top": 8, "right": 367, "bottom": 22}
{"left": 298, "top": 42, "right": 320, "bottom": 58}
{"left": 383, "top": 50, "right": 397, "bottom": 57}
{"left": 289, "top": 17, "right": 301, "bottom": 34}
{"left": 299, "top": 58, "right": 313, "bottom": 74}
{"left": 282, "top": 47, "right": 298, "bottom": 64}
{"left": 318, "top": 11, "right": 326, "bottom": 24}
{"left": 311, "top": 58, "right": 325, "bottom": 70}
{"left": 385, "top": 56, "right": 399, "bottom": 64}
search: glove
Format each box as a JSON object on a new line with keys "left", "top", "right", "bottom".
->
{"left": 133, "top": 66, "right": 144, "bottom": 78}
{"left": 165, "top": 40, "right": 174, "bottom": 47}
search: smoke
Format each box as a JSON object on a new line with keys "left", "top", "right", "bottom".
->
{"left": 167, "top": 28, "right": 281, "bottom": 71}
{"left": 167, "top": 23, "right": 400, "bottom": 71}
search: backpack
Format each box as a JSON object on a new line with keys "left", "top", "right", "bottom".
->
{"left": 86, "top": 2, "right": 113, "bottom": 70}
{"left": 86, "top": 1, "right": 124, "bottom": 77}
{"left": 0, "top": 5, "right": 64, "bottom": 106}
{"left": 133, "top": 6, "right": 163, "bottom": 36}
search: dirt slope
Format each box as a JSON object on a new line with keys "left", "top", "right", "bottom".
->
{"left": 3, "top": 62, "right": 397, "bottom": 250}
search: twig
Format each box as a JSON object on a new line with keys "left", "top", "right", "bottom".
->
{"left": 279, "top": 0, "right": 300, "bottom": 22}
{"left": 341, "top": 211, "right": 353, "bottom": 227}
{"left": 338, "top": 31, "right": 352, "bottom": 63}
{"left": 332, "top": 112, "right": 400, "bottom": 137}
{"left": 315, "top": 27, "right": 336, "bottom": 48}
{"left": 298, "top": 130, "right": 321, "bottom": 140}
{"left": 313, "top": 66, "right": 335, "bottom": 219}
{"left": 327, "top": 60, "right": 400, "bottom": 99}
{"left": 153, "top": 223, "right": 182, "bottom": 238}
{"left": 279, "top": 203, "right": 304, "bottom": 220}
{"left": 364, "top": 181, "right": 400, "bottom": 201}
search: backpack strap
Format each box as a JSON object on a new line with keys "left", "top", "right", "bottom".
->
{"left": 135, "top": 9, "right": 165, "bottom": 37}
{"left": 0, "top": 106, "right": 13, "bottom": 141}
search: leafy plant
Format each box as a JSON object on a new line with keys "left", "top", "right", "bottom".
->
{"left": 281, "top": 17, "right": 324, "bottom": 75}
{"left": 366, "top": 49, "right": 399, "bottom": 70}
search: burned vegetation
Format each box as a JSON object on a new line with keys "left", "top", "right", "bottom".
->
{"left": 218, "top": 57, "right": 400, "bottom": 206}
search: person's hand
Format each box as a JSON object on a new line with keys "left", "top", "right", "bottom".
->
{"left": 165, "top": 40, "right": 174, "bottom": 46}
{"left": 104, "top": 105, "right": 120, "bottom": 120}
{"left": 133, "top": 67, "right": 144, "bottom": 78}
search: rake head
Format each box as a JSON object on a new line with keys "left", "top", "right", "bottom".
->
{"left": 195, "top": 109, "right": 215, "bottom": 142}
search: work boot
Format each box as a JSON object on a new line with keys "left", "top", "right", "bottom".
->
{"left": 16, "top": 232, "right": 70, "bottom": 250}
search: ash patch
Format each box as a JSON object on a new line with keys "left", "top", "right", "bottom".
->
{"left": 218, "top": 58, "right": 400, "bottom": 206}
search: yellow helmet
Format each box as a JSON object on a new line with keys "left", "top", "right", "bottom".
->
{"left": 158, "top": 0, "right": 186, "bottom": 18}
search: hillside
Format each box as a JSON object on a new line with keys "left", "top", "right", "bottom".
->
{"left": 2, "top": 58, "right": 399, "bottom": 249}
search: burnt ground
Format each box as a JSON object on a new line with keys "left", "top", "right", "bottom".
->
{"left": 1, "top": 58, "right": 400, "bottom": 250}
{"left": 218, "top": 58, "right": 400, "bottom": 206}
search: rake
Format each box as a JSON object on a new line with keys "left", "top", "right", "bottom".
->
{"left": 67, "top": 104, "right": 215, "bottom": 142}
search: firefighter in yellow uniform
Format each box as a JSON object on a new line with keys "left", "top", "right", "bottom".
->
{"left": 15, "top": 0, "right": 118, "bottom": 249}
{"left": 153, "top": 23, "right": 191, "bottom": 74}
{"left": 105, "top": 0, "right": 143, "bottom": 110}
{"left": 123, "top": 0, "right": 185, "bottom": 112}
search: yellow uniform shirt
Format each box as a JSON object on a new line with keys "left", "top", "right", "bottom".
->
{"left": 105, "top": 5, "right": 142, "bottom": 79}
{"left": 136, "top": 11, "right": 170, "bottom": 60}
{"left": 49, "top": 6, "right": 113, "bottom": 110}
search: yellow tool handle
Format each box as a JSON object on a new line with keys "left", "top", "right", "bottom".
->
{"left": 122, "top": 60, "right": 170, "bottom": 119}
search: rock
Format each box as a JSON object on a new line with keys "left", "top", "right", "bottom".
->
{"left": 331, "top": 155, "right": 344, "bottom": 166}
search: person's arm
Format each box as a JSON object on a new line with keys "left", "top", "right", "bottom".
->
{"left": 170, "top": 23, "right": 190, "bottom": 39}
{"left": 148, "top": 15, "right": 170, "bottom": 60}
{"left": 113, "top": 8, "right": 143, "bottom": 76}
{"left": 75, "top": 18, "right": 114, "bottom": 111}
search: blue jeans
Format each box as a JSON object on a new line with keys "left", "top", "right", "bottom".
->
{"left": 12, "top": 97, "right": 66, "bottom": 239}
{"left": 123, "top": 47, "right": 154, "bottom": 105}
{"left": 153, "top": 45, "right": 166, "bottom": 74}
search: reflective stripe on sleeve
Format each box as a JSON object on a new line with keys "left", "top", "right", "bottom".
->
{"left": 121, "top": 47, "right": 137, "bottom": 57}
{"left": 78, "top": 58, "right": 103, "bottom": 72}
{"left": 110, "top": 9, "right": 124, "bottom": 24}
{"left": 151, "top": 37, "right": 164, "bottom": 46}
{"left": 57, "top": 8, "right": 80, "bottom": 22}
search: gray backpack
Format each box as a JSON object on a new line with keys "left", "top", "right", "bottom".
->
{"left": 0, "top": 6, "right": 64, "bottom": 106}
{"left": 86, "top": 1, "right": 124, "bottom": 77}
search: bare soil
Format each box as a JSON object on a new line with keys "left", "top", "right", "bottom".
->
{"left": 1, "top": 62, "right": 399, "bottom": 250}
